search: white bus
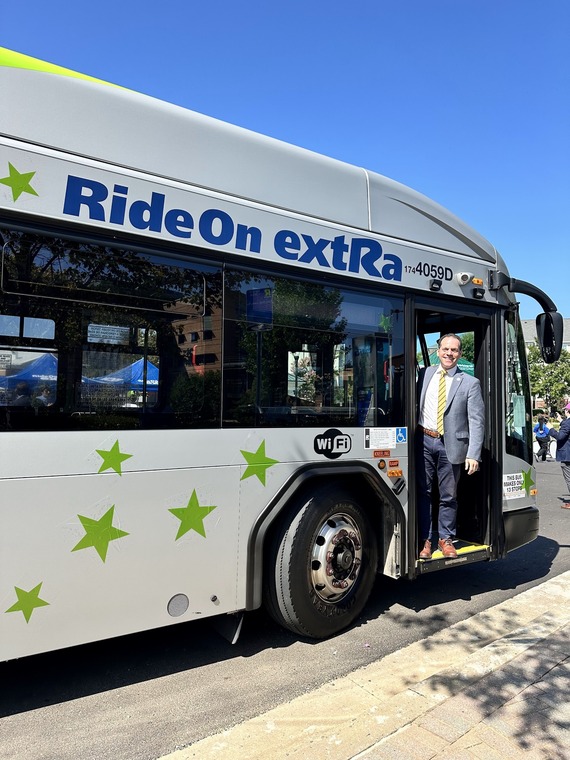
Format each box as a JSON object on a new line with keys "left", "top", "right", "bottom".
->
{"left": 0, "top": 48, "right": 563, "bottom": 661}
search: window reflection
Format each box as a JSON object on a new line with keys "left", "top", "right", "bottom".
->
{"left": 223, "top": 269, "right": 404, "bottom": 427}
{"left": 0, "top": 227, "right": 221, "bottom": 430}
{"left": 505, "top": 313, "right": 532, "bottom": 462}
{"left": 1, "top": 227, "right": 405, "bottom": 431}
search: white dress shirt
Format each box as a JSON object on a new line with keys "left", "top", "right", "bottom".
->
{"left": 419, "top": 366, "right": 458, "bottom": 430}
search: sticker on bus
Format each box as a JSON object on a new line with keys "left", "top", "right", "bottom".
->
{"left": 364, "top": 427, "right": 407, "bottom": 449}
{"left": 503, "top": 471, "right": 533, "bottom": 500}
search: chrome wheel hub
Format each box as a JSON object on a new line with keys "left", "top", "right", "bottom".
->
{"left": 310, "top": 512, "right": 363, "bottom": 602}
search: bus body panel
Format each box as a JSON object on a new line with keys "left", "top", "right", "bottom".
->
{"left": 367, "top": 172, "right": 496, "bottom": 261}
{"left": 1, "top": 63, "right": 496, "bottom": 265}
{"left": 0, "top": 140, "right": 499, "bottom": 305}
{"left": 503, "top": 507, "right": 540, "bottom": 552}
{"left": 0, "top": 427, "right": 409, "bottom": 660}
{"left": 0, "top": 66, "right": 369, "bottom": 229}
{"left": 1, "top": 465, "right": 241, "bottom": 659}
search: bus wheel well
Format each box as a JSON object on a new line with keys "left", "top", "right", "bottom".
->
{"left": 262, "top": 475, "right": 381, "bottom": 639}
{"left": 264, "top": 473, "right": 385, "bottom": 563}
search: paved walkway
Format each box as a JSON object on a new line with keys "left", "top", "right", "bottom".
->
{"left": 162, "top": 571, "right": 570, "bottom": 760}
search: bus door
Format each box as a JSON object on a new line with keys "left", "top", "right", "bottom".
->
{"left": 413, "top": 307, "right": 493, "bottom": 573}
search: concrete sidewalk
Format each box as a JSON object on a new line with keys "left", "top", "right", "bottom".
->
{"left": 164, "top": 572, "right": 570, "bottom": 760}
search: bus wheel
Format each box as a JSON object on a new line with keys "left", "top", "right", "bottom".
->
{"left": 265, "top": 484, "right": 378, "bottom": 639}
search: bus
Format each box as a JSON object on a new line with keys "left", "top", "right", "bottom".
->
{"left": 0, "top": 48, "right": 563, "bottom": 661}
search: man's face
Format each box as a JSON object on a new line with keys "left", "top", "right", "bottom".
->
{"left": 437, "top": 336, "right": 462, "bottom": 371}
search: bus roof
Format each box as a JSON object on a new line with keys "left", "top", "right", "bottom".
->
{"left": 0, "top": 48, "right": 496, "bottom": 262}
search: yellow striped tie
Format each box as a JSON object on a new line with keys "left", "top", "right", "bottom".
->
{"left": 437, "top": 370, "right": 447, "bottom": 435}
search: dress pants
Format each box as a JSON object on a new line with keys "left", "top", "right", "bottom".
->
{"left": 417, "top": 432, "right": 462, "bottom": 542}
{"left": 561, "top": 461, "right": 570, "bottom": 494}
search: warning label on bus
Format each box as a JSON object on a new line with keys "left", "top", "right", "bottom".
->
{"left": 364, "top": 428, "right": 407, "bottom": 449}
{"left": 503, "top": 472, "right": 525, "bottom": 500}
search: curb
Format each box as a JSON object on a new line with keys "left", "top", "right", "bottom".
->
{"left": 160, "top": 571, "right": 570, "bottom": 760}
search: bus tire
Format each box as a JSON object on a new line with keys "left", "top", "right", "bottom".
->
{"left": 264, "top": 484, "right": 378, "bottom": 639}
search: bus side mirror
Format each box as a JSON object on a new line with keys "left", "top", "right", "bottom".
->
{"left": 536, "top": 311, "right": 563, "bottom": 363}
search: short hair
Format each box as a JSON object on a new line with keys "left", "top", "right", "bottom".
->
{"left": 437, "top": 333, "right": 462, "bottom": 350}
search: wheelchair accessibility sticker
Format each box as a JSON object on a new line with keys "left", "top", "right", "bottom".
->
{"left": 364, "top": 427, "right": 407, "bottom": 449}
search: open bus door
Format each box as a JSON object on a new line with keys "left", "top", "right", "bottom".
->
{"left": 412, "top": 307, "right": 494, "bottom": 574}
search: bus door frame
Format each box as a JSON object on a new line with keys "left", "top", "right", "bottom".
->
{"left": 405, "top": 297, "right": 502, "bottom": 578}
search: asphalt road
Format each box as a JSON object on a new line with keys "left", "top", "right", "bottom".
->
{"left": 1, "top": 459, "right": 569, "bottom": 760}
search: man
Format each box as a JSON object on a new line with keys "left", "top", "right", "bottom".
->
{"left": 416, "top": 333, "right": 485, "bottom": 559}
{"left": 12, "top": 381, "right": 32, "bottom": 406}
{"left": 549, "top": 403, "right": 570, "bottom": 508}
{"left": 34, "top": 386, "right": 52, "bottom": 406}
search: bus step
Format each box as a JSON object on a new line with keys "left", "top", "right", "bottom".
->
{"left": 416, "top": 541, "right": 490, "bottom": 574}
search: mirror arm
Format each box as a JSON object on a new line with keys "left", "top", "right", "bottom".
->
{"left": 490, "top": 271, "right": 558, "bottom": 313}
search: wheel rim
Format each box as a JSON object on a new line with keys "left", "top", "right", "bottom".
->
{"left": 310, "top": 511, "right": 363, "bottom": 603}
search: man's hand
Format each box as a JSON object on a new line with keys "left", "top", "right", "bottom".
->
{"left": 465, "top": 458, "right": 479, "bottom": 475}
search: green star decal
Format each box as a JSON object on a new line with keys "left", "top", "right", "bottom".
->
{"left": 72, "top": 506, "right": 129, "bottom": 561}
{"left": 522, "top": 467, "right": 535, "bottom": 495}
{"left": 169, "top": 489, "right": 217, "bottom": 539}
{"left": 0, "top": 162, "right": 39, "bottom": 201}
{"left": 96, "top": 440, "right": 133, "bottom": 475}
{"left": 240, "top": 440, "right": 278, "bottom": 485}
{"left": 6, "top": 583, "right": 49, "bottom": 623}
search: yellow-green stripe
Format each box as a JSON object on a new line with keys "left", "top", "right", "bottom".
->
{"left": 0, "top": 47, "right": 119, "bottom": 87}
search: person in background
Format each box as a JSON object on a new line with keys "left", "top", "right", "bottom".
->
{"left": 12, "top": 381, "right": 32, "bottom": 406}
{"left": 533, "top": 414, "right": 551, "bottom": 462}
{"left": 34, "top": 386, "right": 53, "bottom": 406}
{"left": 549, "top": 403, "right": 570, "bottom": 508}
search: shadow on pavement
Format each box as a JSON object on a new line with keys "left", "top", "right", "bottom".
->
{"left": 0, "top": 536, "right": 559, "bottom": 719}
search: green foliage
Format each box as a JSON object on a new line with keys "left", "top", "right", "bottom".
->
{"left": 236, "top": 278, "right": 347, "bottom": 408}
{"left": 528, "top": 343, "right": 570, "bottom": 412}
{"left": 460, "top": 332, "right": 475, "bottom": 363}
{"left": 170, "top": 370, "right": 221, "bottom": 423}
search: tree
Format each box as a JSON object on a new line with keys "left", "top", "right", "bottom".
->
{"left": 527, "top": 343, "right": 570, "bottom": 412}
{"left": 460, "top": 332, "right": 475, "bottom": 363}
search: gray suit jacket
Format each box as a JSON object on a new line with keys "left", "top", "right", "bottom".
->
{"left": 418, "top": 366, "right": 485, "bottom": 465}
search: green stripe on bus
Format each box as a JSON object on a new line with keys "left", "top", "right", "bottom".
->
{"left": 0, "top": 47, "right": 119, "bottom": 87}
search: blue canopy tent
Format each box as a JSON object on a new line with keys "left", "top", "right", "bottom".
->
{"left": 0, "top": 352, "right": 58, "bottom": 390}
{"left": 0, "top": 355, "right": 159, "bottom": 389}
{"left": 90, "top": 358, "right": 159, "bottom": 389}
{"left": 0, "top": 355, "right": 159, "bottom": 409}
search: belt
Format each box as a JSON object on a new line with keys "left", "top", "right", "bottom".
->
{"left": 419, "top": 426, "right": 442, "bottom": 439}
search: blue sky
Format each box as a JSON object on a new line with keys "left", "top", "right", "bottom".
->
{"left": 2, "top": 0, "right": 568, "bottom": 319}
